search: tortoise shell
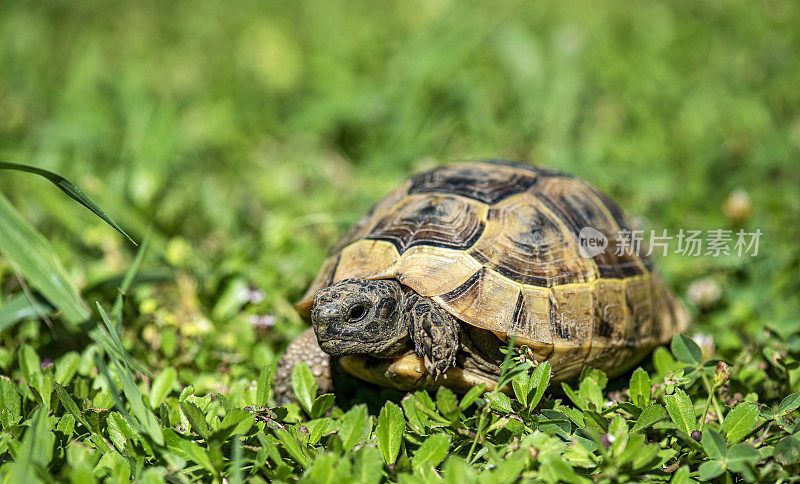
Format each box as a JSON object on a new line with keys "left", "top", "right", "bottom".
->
{"left": 296, "top": 161, "right": 689, "bottom": 382}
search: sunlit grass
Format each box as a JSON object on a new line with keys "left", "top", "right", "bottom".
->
{"left": 0, "top": 0, "right": 798, "bottom": 481}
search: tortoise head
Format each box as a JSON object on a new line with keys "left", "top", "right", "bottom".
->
{"left": 311, "top": 278, "right": 408, "bottom": 358}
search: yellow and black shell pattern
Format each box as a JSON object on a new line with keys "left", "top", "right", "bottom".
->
{"left": 296, "top": 161, "right": 689, "bottom": 382}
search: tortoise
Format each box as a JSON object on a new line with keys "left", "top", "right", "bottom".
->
{"left": 274, "top": 161, "right": 689, "bottom": 401}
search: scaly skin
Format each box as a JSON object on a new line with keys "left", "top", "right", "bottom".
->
{"left": 274, "top": 327, "right": 333, "bottom": 404}
{"left": 274, "top": 278, "right": 460, "bottom": 400}
{"left": 403, "top": 292, "right": 459, "bottom": 380}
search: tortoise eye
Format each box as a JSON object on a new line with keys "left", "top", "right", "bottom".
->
{"left": 347, "top": 303, "right": 369, "bottom": 322}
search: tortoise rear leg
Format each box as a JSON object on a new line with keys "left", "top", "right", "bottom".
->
{"left": 404, "top": 294, "right": 459, "bottom": 380}
{"left": 274, "top": 327, "right": 333, "bottom": 404}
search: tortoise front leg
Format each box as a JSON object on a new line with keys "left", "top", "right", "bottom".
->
{"left": 274, "top": 327, "right": 333, "bottom": 404}
{"left": 404, "top": 294, "right": 459, "bottom": 381}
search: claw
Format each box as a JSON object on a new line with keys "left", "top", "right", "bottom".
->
{"left": 423, "top": 355, "right": 455, "bottom": 381}
{"left": 406, "top": 293, "right": 460, "bottom": 383}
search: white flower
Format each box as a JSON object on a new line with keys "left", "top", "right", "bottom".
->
{"left": 247, "top": 315, "right": 276, "bottom": 328}
{"left": 686, "top": 278, "right": 722, "bottom": 307}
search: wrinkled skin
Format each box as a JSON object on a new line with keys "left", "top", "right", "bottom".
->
{"left": 274, "top": 278, "right": 459, "bottom": 402}
{"left": 312, "top": 279, "right": 410, "bottom": 358}
{"left": 313, "top": 278, "right": 460, "bottom": 378}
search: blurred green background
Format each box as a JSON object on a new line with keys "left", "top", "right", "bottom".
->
{"left": 1, "top": 0, "right": 798, "bottom": 384}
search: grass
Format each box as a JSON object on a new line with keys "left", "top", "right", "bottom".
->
{"left": 0, "top": 0, "right": 799, "bottom": 481}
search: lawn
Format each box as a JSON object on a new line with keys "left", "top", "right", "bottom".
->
{"left": 0, "top": 0, "right": 798, "bottom": 482}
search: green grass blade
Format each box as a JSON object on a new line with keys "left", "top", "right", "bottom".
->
{"left": 0, "top": 160, "right": 137, "bottom": 246}
{"left": 8, "top": 405, "right": 54, "bottom": 481}
{"left": 112, "top": 225, "right": 152, "bottom": 326}
{"left": 0, "top": 191, "right": 90, "bottom": 327}
{"left": 93, "top": 353, "right": 134, "bottom": 422}
{"left": 94, "top": 302, "right": 164, "bottom": 445}
{"left": 230, "top": 434, "right": 244, "bottom": 484}
{"left": 149, "top": 367, "right": 177, "bottom": 408}
{"left": 0, "top": 294, "right": 54, "bottom": 333}
{"left": 83, "top": 227, "right": 153, "bottom": 376}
